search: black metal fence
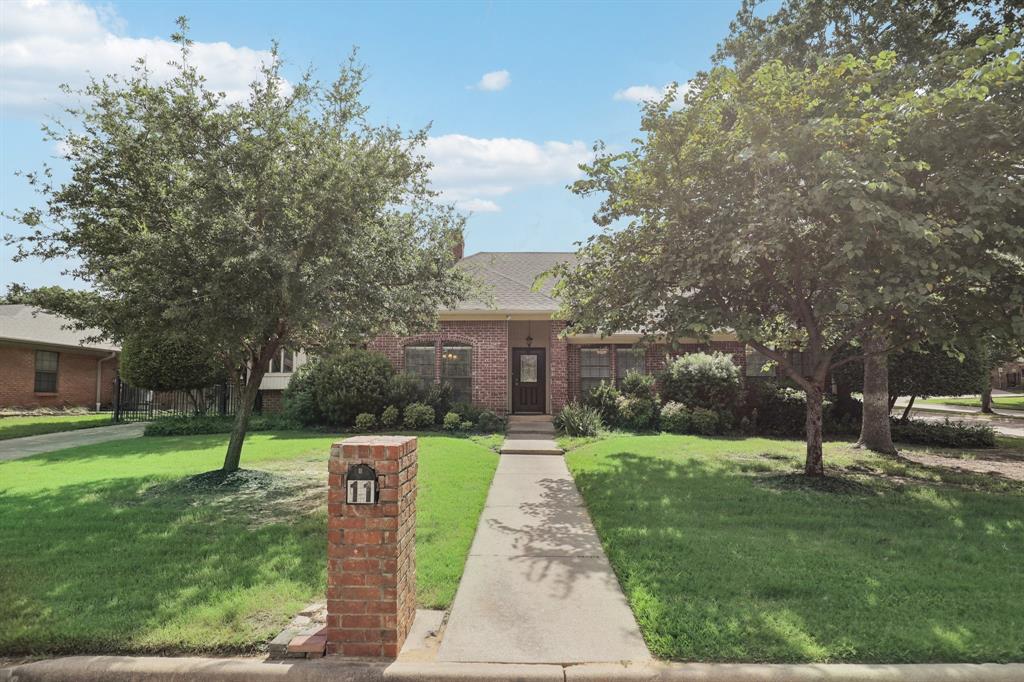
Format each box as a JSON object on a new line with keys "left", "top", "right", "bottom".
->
{"left": 111, "top": 379, "right": 242, "bottom": 423}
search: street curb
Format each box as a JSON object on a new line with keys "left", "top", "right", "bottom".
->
{"left": 564, "top": 662, "right": 1024, "bottom": 681}
{"left": 3, "top": 657, "right": 1024, "bottom": 682}
{"left": 0, "top": 656, "right": 386, "bottom": 682}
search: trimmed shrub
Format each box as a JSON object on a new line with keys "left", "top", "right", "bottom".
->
{"left": 425, "top": 383, "right": 453, "bottom": 423}
{"left": 283, "top": 349, "right": 394, "bottom": 426}
{"left": 403, "top": 402, "right": 435, "bottom": 429}
{"left": 387, "top": 373, "right": 427, "bottom": 411}
{"left": 659, "top": 352, "right": 742, "bottom": 412}
{"left": 144, "top": 414, "right": 301, "bottom": 436}
{"left": 619, "top": 371, "right": 657, "bottom": 400}
{"left": 659, "top": 401, "right": 692, "bottom": 434}
{"left": 477, "top": 410, "right": 504, "bottom": 433}
{"left": 556, "top": 402, "right": 602, "bottom": 437}
{"left": 892, "top": 418, "right": 995, "bottom": 448}
{"left": 451, "top": 401, "right": 483, "bottom": 423}
{"left": 354, "top": 413, "right": 377, "bottom": 432}
{"left": 460, "top": 420, "right": 474, "bottom": 431}
{"left": 615, "top": 395, "right": 659, "bottom": 431}
{"left": 120, "top": 332, "right": 227, "bottom": 392}
{"left": 584, "top": 381, "right": 621, "bottom": 426}
{"left": 689, "top": 407, "right": 722, "bottom": 436}
{"left": 443, "top": 411, "right": 462, "bottom": 431}
{"left": 380, "top": 405, "right": 400, "bottom": 429}
{"left": 747, "top": 381, "right": 861, "bottom": 437}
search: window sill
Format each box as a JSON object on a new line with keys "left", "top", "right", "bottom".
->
{"left": 34, "top": 392, "right": 59, "bottom": 396}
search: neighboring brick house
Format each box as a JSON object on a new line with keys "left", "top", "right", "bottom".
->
{"left": 364, "top": 250, "right": 755, "bottom": 417}
{"left": 0, "top": 305, "right": 120, "bottom": 410}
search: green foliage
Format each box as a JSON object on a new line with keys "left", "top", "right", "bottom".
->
{"left": 144, "top": 414, "right": 301, "bottom": 436}
{"left": 387, "top": 373, "right": 428, "bottom": 411}
{"left": 402, "top": 402, "right": 435, "bottom": 430}
{"left": 354, "top": 413, "right": 377, "bottom": 432}
{"left": 659, "top": 353, "right": 742, "bottom": 413}
{"left": 380, "top": 405, "right": 400, "bottom": 429}
{"left": 659, "top": 401, "right": 723, "bottom": 436}
{"left": 833, "top": 342, "right": 987, "bottom": 400}
{"left": 615, "top": 395, "right": 660, "bottom": 431}
{"left": 120, "top": 332, "right": 226, "bottom": 391}
{"left": 450, "top": 401, "right": 483, "bottom": 423}
{"left": 425, "top": 383, "right": 453, "bottom": 423}
{"left": 619, "top": 370, "right": 658, "bottom": 400}
{"left": 584, "top": 381, "right": 621, "bottom": 426}
{"left": 442, "top": 412, "right": 463, "bottom": 431}
{"left": 8, "top": 20, "right": 472, "bottom": 471}
{"left": 891, "top": 418, "right": 996, "bottom": 448}
{"left": 748, "top": 382, "right": 861, "bottom": 438}
{"left": 284, "top": 349, "right": 394, "bottom": 427}
{"left": 556, "top": 402, "right": 602, "bottom": 437}
{"left": 476, "top": 410, "right": 504, "bottom": 434}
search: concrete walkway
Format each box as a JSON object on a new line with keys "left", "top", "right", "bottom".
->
{"left": 437, "top": 452, "right": 650, "bottom": 664}
{"left": 499, "top": 415, "right": 564, "bottom": 455}
{"left": 0, "top": 422, "right": 147, "bottom": 462}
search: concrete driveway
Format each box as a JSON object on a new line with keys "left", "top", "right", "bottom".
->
{"left": 0, "top": 422, "right": 147, "bottom": 462}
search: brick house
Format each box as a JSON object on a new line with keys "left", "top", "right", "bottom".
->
{"left": 0, "top": 304, "right": 120, "bottom": 410}
{"left": 362, "top": 250, "right": 753, "bottom": 417}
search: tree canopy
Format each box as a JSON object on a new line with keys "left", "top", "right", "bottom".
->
{"left": 6, "top": 20, "right": 472, "bottom": 471}
{"left": 555, "top": 29, "right": 1024, "bottom": 475}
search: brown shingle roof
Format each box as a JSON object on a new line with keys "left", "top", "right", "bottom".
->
{"left": 0, "top": 305, "right": 119, "bottom": 352}
{"left": 452, "top": 252, "right": 574, "bottom": 312}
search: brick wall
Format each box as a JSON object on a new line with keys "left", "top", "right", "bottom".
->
{"left": 0, "top": 344, "right": 118, "bottom": 410}
{"left": 549, "top": 321, "right": 569, "bottom": 413}
{"left": 260, "top": 389, "right": 284, "bottom": 414}
{"left": 368, "top": 320, "right": 509, "bottom": 415}
{"left": 326, "top": 436, "right": 417, "bottom": 658}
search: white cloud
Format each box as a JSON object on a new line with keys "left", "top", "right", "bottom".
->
{"left": 1, "top": 0, "right": 280, "bottom": 116}
{"left": 425, "top": 134, "right": 591, "bottom": 213}
{"left": 472, "top": 69, "right": 510, "bottom": 92}
{"left": 613, "top": 81, "right": 693, "bottom": 105}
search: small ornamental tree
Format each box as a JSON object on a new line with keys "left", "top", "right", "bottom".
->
{"left": 555, "top": 33, "right": 1024, "bottom": 476}
{"left": 120, "top": 332, "right": 228, "bottom": 414}
{"left": 6, "top": 20, "right": 471, "bottom": 472}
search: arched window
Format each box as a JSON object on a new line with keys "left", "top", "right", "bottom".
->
{"left": 404, "top": 345, "right": 435, "bottom": 385}
{"left": 441, "top": 344, "right": 472, "bottom": 404}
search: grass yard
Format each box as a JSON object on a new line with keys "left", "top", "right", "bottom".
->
{"left": 0, "top": 431, "right": 499, "bottom": 656}
{"left": 565, "top": 434, "right": 1024, "bottom": 663}
{"left": 0, "top": 413, "right": 112, "bottom": 440}
{"left": 921, "top": 395, "right": 1024, "bottom": 412}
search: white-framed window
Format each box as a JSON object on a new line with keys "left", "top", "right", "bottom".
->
{"left": 441, "top": 344, "right": 472, "bottom": 404}
{"left": 404, "top": 345, "right": 435, "bottom": 385}
{"left": 34, "top": 350, "right": 59, "bottom": 393}
{"left": 267, "top": 348, "right": 295, "bottom": 373}
{"left": 580, "top": 346, "right": 611, "bottom": 395}
{"left": 615, "top": 347, "right": 645, "bottom": 386}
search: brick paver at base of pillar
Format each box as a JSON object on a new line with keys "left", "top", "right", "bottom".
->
{"left": 326, "top": 435, "right": 417, "bottom": 658}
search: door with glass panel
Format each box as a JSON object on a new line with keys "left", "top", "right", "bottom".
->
{"left": 511, "top": 348, "right": 545, "bottom": 413}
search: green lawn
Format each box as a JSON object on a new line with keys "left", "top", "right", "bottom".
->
{"left": 921, "top": 395, "right": 1024, "bottom": 412}
{"left": 0, "top": 431, "right": 498, "bottom": 656}
{"left": 565, "top": 434, "right": 1024, "bottom": 663}
{"left": 0, "top": 413, "right": 112, "bottom": 440}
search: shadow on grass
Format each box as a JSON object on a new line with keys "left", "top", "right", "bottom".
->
{"left": 569, "top": 447, "right": 1024, "bottom": 663}
{"left": 0, "top": 474, "right": 326, "bottom": 656}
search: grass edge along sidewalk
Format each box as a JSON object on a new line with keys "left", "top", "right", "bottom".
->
{"left": 0, "top": 430, "right": 499, "bottom": 657}
{"left": 564, "top": 433, "right": 1024, "bottom": 664}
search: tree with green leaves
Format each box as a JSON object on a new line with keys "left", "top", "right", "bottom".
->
{"left": 716, "top": 0, "right": 1023, "bottom": 454}
{"left": 119, "top": 332, "right": 229, "bottom": 414}
{"left": 555, "top": 32, "right": 1024, "bottom": 476}
{"left": 6, "top": 20, "right": 471, "bottom": 473}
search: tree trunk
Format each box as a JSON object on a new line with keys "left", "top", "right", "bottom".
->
{"left": 221, "top": 368, "right": 265, "bottom": 473}
{"left": 900, "top": 395, "right": 916, "bottom": 422}
{"left": 981, "top": 373, "right": 994, "bottom": 414}
{"left": 804, "top": 383, "right": 825, "bottom": 477}
{"left": 857, "top": 334, "right": 897, "bottom": 455}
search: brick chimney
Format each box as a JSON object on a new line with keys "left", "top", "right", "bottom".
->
{"left": 452, "top": 232, "right": 464, "bottom": 262}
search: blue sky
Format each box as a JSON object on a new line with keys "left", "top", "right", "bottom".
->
{"left": 1, "top": 0, "right": 752, "bottom": 290}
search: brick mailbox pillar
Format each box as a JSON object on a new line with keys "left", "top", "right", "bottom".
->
{"left": 326, "top": 435, "right": 417, "bottom": 658}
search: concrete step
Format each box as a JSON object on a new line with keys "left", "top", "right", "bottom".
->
{"left": 499, "top": 439, "right": 564, "bottom": 456}
{"left": 507, "top": 424, "right": 556, "bottom": 435}
{"left": 507, "top": 414, "right": 554, "bottom": 423}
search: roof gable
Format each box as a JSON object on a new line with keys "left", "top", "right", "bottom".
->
{"left": 453, "top": 252, "right": 574, "bottom": 313}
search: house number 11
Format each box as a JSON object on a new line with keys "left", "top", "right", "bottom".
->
{"left": 345, "top": 463, "right": 378, "bottom": 505}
